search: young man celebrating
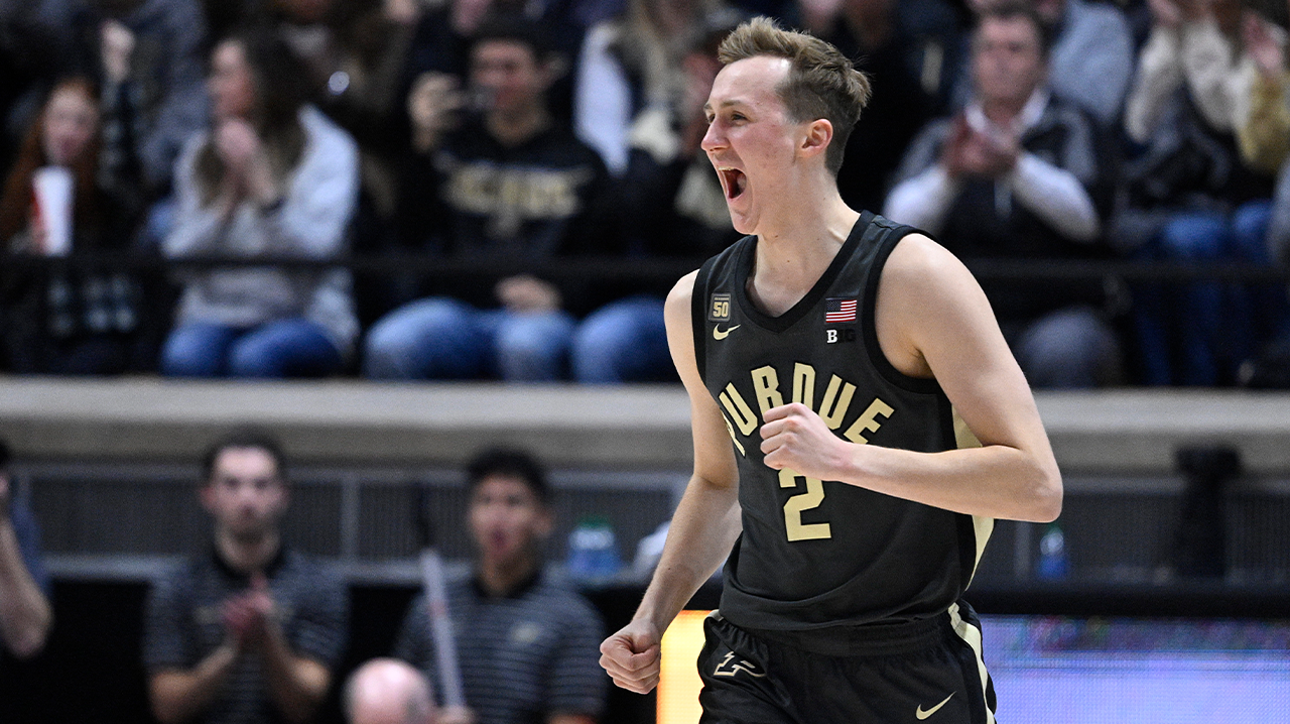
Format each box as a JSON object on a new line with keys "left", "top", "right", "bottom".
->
{"left": 143, "top": 431, "right": 348, "bottom": 724}
{"left": 599, "top": 17, "right": 1062, "bottom": 723}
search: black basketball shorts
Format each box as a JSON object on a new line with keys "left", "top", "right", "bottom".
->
{"left": 696, "top": 603, "right": 997, "bottom": 724}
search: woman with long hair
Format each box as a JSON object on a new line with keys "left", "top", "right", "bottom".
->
{"left": 160, "top": 27, "right": 359, "bottom": 378}
{"left": 0, "top": 76, "right": 144, "bottom": 374}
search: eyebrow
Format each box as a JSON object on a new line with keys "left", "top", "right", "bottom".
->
{"left": 703, "top": 99, "right": 749, "bottom": 114}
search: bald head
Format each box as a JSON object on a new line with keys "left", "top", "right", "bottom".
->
{"left": 345, "top": 659, "right": 437, "bottom": 724}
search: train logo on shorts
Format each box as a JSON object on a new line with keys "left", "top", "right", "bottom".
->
{"left": 713, "top": 651, "right": 768, "bottom": 678}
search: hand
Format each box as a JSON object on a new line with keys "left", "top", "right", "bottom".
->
{"left": 954, "top": 125, "right": 1017, "bottom": 179}
{"left": 215, "top": 119, "right": 264, "bottom": 175}
{"left": 974, "top": 127, "right": 1019, "bottom": 176}
{"left": 1243, "top": 11, "right": 1285, "bottom": 77}
{"left": 215, "top": 119, "right": 281, "bottom": 206}
{"left": 437, "top": 706, "right": 478, "bottom": 724}
{"left": 408, "top": 72, "right": 466, "bottom": 152}
{"left": 222, "top": 573, "right": 278, "bottom": 652}
{"left": 496, "top": 275, "right": 561, "bottom": 313}
{"left": 600, "top": 619, "right": 663, "bottom": 694}
{"left": 759, "top": 403, "right": 850, "bottom": 480}
{"left": 942, "top": 114, "right": 972, "bottom": 178}
{"left": 101, "top": 19, "right": 136, "bottom": 84}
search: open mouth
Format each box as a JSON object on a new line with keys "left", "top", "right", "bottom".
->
{"left": 720, "top": 168, "right": 747, "bottom": 200}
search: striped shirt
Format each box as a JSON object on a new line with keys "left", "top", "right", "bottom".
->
{"left": 394, "top": 571, "right": 606, "bottom": 724}
{"left": 142, "top": 548, "right": 349, "bottom": 724}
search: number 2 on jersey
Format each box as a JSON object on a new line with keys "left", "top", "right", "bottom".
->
{"left": 779, "top": 469, "right": 832, "bottom": 542}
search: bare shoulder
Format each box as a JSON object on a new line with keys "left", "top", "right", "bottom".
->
{"left": 875, "top": 233, "right": 991, "bottom": 377}
{"left": 881, "top": 233, "right": 976, "bottom": 293}
{"left": 667, "top": 270, "right": 699, "bottom": 306}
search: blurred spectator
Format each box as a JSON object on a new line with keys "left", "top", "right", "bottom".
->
{"left": 886, "top": 1, "right": 1122, "bottom": 388}
{"left": 0, "top": 77, "right": 150, "bottom": 375}
{"left": 160, "top": 28, "right": 360, "bottom": 378}
{"left": 363, "top": 16, "right": 626, "bottom": 382}
{"left": 574, "top": 0, "right": 726, "bottom": 176}
{"left": 1234, "top": 10, "right": 1290, "bottom": 175}
{"left": 801, "top": 0, "right": 968, "bottom": 212}
{"left": 1115, "top": 0, "right": 1281, "bottom": 385}
{"left": 0, "top": 437, "right": 53, "bottom": 662}
{"left": 614, "top": 10, "right": 742, "bottom": 262}
{"left": 387, "top": 447, "right": 605, "bottom": 724}
{"left": 74, "top": 0, "right": 210, "bottom": 210}
{"left": 402, "top": 0, "right": 585, "bottom": 124}
{"left": 344, "top": 658, "right": 439, "bottom": 724}
{"left": 271, "top": 0, "right": 425, "bottom": 214}
{"left": 142, "top": 429, "right": 349, "bottom": 724}
{"left": 959, "top": 0, "right": 1133, "bottom": 128}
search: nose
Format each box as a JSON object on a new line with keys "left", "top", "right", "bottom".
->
{"left": 701, "top": 119, "right": 725, "bottom": 155}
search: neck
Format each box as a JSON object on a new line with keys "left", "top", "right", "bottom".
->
{"left": 487, "top": 105, "right": 550, "bottom": 147}
{"left": 476, "top": 553, "right": 538, "bottom": 597}
{"left": 982, "top": 97, "right": 1026, "bottom": 126}
{"left": 747, "top": 189, "right": 859, "bottom": 316}
{"left": 215, "top": 527, "right": 280, "bottom": 574}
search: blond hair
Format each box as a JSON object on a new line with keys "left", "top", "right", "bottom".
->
{"left": 718, "top": 16, "right": 871, "bottom": 175}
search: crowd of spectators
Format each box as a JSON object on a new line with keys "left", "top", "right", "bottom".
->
{"left": 3, "top": 0, "right": 1290, "bottom": 388}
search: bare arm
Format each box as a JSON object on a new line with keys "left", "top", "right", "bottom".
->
{"left": 150, "top": 644, "right": 239, "bottom": 724}
{"left": 760, "top": 235, "right": 1062, "bottom": 522}
{"left": 600, "top": 272, "right": 742, "bottom": 694}
{"left": 0, "top": 483, "right": 52, "bottom": 659}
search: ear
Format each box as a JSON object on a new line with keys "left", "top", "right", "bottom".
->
{"left": 800, "top": 118, "right": 834, "bottom": 161}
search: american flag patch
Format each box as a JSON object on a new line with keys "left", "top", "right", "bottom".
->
{"left": 825, "top": 298, "right": 857, "bottom": 323}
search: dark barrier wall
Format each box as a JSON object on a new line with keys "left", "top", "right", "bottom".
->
{"left": 0, "top": 580, "right": 697, "bottom": 724}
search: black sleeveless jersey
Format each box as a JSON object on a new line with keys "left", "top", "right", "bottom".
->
{"left": 691, "top": 211, "right": 995, "bottom": 632}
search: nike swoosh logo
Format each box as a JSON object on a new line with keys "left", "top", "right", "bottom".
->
{"left": 916, "top": 693, "right": 954, "bottom": 720}
{"left": 713, "top": 324, "right": 740, "bottom": 340}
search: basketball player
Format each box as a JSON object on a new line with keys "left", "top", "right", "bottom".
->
{"left": 598, "top": 16, "right": 1062, "bottom": 723}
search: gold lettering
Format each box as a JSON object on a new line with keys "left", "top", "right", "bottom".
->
{"left": 722, "top": 413, "right": 747, "bottom": 456}
{"left": 750, "top": 366, "right": 783, "bottom": 418}
{"left": 719, "top": 383, "right": 758, "bottom": 436}
{"left": 792, "top": 363, "right": 816, "bottom": 410}
{"left": 819, "top": 375, "right": 856, "bottom": 430}
{"left": 843, "top": 398, "right": 895, "bottom": 444}
{"left": 779, "top": 469, "right": 832, "bottom": 542}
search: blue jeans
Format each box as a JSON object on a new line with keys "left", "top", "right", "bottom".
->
{"left": 1008, "top": 306, "right": 1121, "bottom": 389}
{"left": 1133, "top": 201, "right": 1282, "bottom": 386}
{"left": 161, "top": 319, "right": 344, "bottom": 378}
{"left": 572, "top": 295, "right": 673, "bottom": 383}
{"left": 362, "top": 297, "right": 575, "bottom": 381}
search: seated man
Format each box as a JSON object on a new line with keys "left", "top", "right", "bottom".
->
{"left": 142, "top": 430, "right": 349, "bottom": 724}
{"left": 365, "top": 16, "right": 663, "bottom": 383}
{"left": 885, "top": 1, "right": 1120, "bottom": 388}
{"left": 384, "top": 447, "right": 605, "bottom": 724}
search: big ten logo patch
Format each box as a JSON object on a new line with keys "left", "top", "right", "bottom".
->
{"left": 826, "top": 328, "right": 857, "bottom": 344}
{"left": 709, "top": 293, "right": 732, "bottom": 322}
